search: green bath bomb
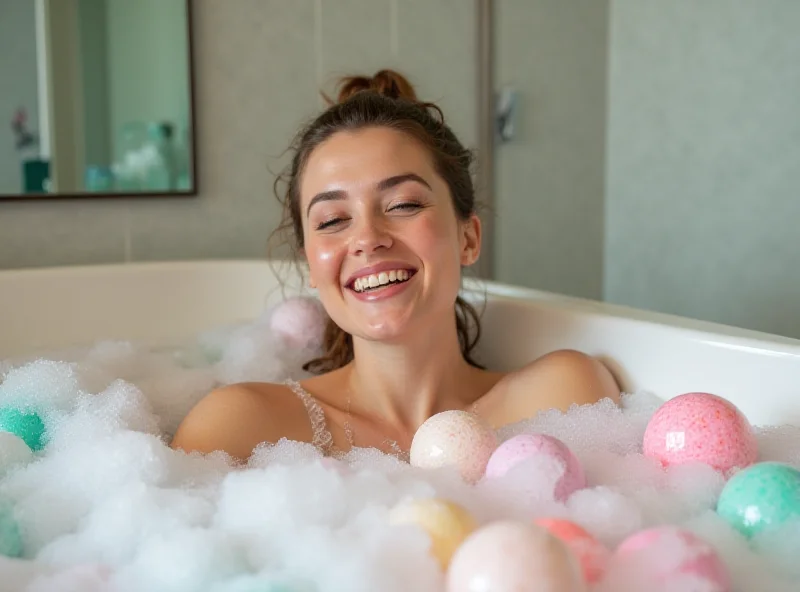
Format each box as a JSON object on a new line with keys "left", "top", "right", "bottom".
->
{"left": 716, "top": 461, "right": 800, "bottom": 538}
{"left": 0, "top": 408, "right": 46, "bottom": 451}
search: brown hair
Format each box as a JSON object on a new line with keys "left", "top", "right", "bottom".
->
{"left": 271, "top": 69, "right": 484, "bottom": 374}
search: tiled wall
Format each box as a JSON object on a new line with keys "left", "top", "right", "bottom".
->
{"left": 0, "top": 0, "right": 476, "bottom": 269}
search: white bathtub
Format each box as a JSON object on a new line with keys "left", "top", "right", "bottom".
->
{"left": 1, "top": 259, "right": 799, "bottom": 427}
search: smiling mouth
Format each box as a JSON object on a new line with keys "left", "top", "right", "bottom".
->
{"left": 348, "top": 269, "right": 417, "bottom": 293}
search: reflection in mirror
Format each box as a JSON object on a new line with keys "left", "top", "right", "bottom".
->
{"left": 0, "top": 0, "right": 195, "bottom": 198}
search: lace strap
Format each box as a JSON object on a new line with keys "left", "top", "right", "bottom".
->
{"left": 283, "top": 379, "right": 334, "bottom": 453}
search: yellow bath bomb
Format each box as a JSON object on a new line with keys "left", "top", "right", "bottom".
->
{"left": 389, "top": 498, "right": 477, "bottom": 569}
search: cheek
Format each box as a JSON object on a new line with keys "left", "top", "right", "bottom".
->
{"left": 305, "top": 237, "right": 342, "bottom": 282}
{"left": 414, "top": 214, "right": 462, "bottom": 262}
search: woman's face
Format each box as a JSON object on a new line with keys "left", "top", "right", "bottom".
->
{"left": 299, "top": 126, "right": 480, "bottom": 343}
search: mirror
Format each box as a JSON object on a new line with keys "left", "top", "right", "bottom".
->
{"left": 0, "top": 0, "right": 195, "bottom": 199}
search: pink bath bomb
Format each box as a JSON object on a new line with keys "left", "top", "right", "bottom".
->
{"left": 410, "top": 410, "right": 498, "bottom": 484}
{"left": 447, "top": 521, "right": 586, "bottom": 592}
{"left": 268, "top": 297, "right": 327, "bottom": 349}
{"left": 485, "top": 434, "right": 586, "bottom": 501}
{"left": 607, "top": 526, "right": 731, "bottom": 591}
{"left": 642, "top": 392, "right": 757, "bottom": 474}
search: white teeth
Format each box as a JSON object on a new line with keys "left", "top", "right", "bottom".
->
{"left": 352, "top": 269, "right": 412, "bottom": 292}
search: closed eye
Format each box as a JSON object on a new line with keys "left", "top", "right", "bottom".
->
{"left": 316, "top": 217, "right": 346, "bottom": 230}
{"left": 389, "top": 202, "right": 422, "bottom": 212}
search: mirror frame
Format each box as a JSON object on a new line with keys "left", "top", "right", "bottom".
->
{"left": 1, "top": 0, "right": 198, "bottom": 202}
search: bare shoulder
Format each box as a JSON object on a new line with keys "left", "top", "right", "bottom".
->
{"left": 169, "top": 381, "right": 312, "bottom": 462}
{"left": 485, "top": 349, "right": 621, "bottom": 427}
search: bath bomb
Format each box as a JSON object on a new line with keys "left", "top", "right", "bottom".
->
{"left": 0, "top": 432, "right": 34, "bottom": 473}
{"left": 485, "top": 434, "right": 586, "bottom": 501}
{"left": 389, "top": 497, "right": 477, "bottom": 569}
{"left": 0, "top": 407, "right": 46, "bottom": 451}
{"left": 410, "top": 410, "right": 498, "bottom": 484}
{"left": 606, "top": 526, "right": 731, "bottom": 591}
{"left": 534, "top": 518, "right": 610, "bottom": 584}
{"left": 0, "top": 500, "right": 23, "bottom": 558}
{"left": 716, "top": 461, "right": 800, "bottom": 538}
{"left": 268, "top": 297, "right": 327, "bottom": 350}
{"left": 446, "top": 520, "right": 586, "bottom": 592}
{"left": 642, "top": 392, "right": 757, "bottom": 474}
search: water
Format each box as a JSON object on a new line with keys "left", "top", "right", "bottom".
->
{"left": 0, "top": 300, "right": 798, "bottom": 591}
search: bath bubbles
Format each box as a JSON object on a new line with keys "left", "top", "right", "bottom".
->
{"left": 602, "top": 526, "right": 731, "bottom": 592}
{"left": 643, "top": 392, "right": 758, "bottom": 474}
{"left": 388, "top": 497, "right": 477, "bottom": 569}
{"left": 0, "top": 407, "right": 46, "bottom": 451}
{"left": 446, "top": 520, "right": 586, "bottom": 592}
{"left": 3, "top": 302, "right": 800, "bottom": 590}
{"left": 0, "top": 432, "right": 34, "bottom": 474}
{"left": 533, "top": 517, "right": 610, "bottom": 584}
{"left": 484, "top": 433, "right": 586, "bottom": 501}
{"left": 410, "top": 410, "right": 497, "bottom": 484}
{"left": 716, "top": 461, "right": 800, "bottom": 538}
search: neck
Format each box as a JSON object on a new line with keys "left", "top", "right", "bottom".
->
{"left": 345, "top": 314, "right": 481, "bottom": 432}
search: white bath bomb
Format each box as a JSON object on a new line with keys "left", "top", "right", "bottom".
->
{"left": 410, "top": 410, "right": 498, "bottom": 484}
{"left": 446, "top": 521, "right": 586, "bottom": 592}
{"left": 0, "top": 432, "right": 33, "bottom": 473}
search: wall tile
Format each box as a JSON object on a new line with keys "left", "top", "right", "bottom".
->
{"left": 395, "top": 0, "right": 477, "bottom": 148}
{"left": 0, "top": 199, "right": 127, "bottom": 269}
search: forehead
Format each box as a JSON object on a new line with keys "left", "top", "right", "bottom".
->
{"left": 299, "top": 127, "right": 438, "bottom": 202}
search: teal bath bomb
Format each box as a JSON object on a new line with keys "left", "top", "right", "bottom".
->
{"left": 0, "top": 408, "right": 45, "bottom": 451}
{"left": 716, "top": 461, "right": 800, "bottom": 537}
{"left": 0, "top": 501, "right": 22, "bottom": 558}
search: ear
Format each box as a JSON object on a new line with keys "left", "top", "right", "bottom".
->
{"left": 459, "top": 214, "right": 481, "bottom": 266}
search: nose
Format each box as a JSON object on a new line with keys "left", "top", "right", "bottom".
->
{"left": 348, "top": 216, "right": 393, "bottom": 256}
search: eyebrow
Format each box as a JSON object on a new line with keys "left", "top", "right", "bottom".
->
{"left": 306, "top": 173, "right": 432, "bottom": 217}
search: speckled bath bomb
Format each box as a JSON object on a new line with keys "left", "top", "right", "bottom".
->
{"left": 642, "top": 392, "right": 757, "bottom": 474}
{"left": 410, "top": 410, "right": 498, "bottom": 484}
{"left": 716, "top": 461, "right": 800, "bottom": 538}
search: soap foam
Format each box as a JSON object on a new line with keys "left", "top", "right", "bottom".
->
{"left": 0, "top": 305, "right": 798, "bottom": 591}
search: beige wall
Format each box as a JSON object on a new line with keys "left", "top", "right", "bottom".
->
{"left": 0, "top": 0, "right": 476, "bottom": 269}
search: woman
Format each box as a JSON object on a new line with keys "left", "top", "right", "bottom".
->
{"left": 171, "top": 70, "right": 620, "bottom": 463}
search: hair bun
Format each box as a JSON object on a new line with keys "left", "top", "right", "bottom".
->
{"left": 333, "top": 69, "right": 418, "bottom": 104}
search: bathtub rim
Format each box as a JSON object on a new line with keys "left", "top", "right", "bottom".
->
{"left": 1, "top": 258, "right": 799, "bottom": 359}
